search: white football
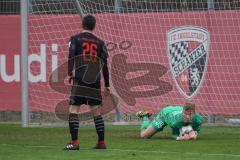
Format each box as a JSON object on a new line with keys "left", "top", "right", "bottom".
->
{"left": 179, "top": 125, "right": 193, "bottom": 135}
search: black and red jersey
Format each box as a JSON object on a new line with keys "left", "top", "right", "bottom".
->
{"left": 68, "top": 31, "right": 109, "bottom": 88}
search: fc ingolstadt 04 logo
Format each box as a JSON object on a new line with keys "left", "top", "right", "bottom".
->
{"left": 167, "top": 26, "right": 210, "bottom": 99}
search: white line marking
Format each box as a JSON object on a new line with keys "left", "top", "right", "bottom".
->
{"left": 1, "top": 144, "right": 240, "bottom": 157}
{"left": 109, "top": 148, "right": 240, "bottom": 157}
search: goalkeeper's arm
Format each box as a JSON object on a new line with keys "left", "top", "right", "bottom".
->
{"left": 172, "top": 126, "right": 197, "bottom": 140}
{"left": 171, "top": 127, "right": 189, "bottom": 140}
{"left": 181, "top": 127, "right": 198, "bottom": 140}
{"left": 178, "top": 113, "right": 203, "bottom": 140}
{"left": 171, "top": 127, "right": 180, "bottom": 140}
{"left": 192, "top": 113, "right": 203, "bottom": 132}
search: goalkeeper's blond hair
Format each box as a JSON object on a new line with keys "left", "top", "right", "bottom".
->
{"left": 184, "top": 103, "right": 195, "bottom": 112}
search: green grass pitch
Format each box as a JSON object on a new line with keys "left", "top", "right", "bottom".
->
{"left": 0, "top": 124, "right": 240, "bottom": 160}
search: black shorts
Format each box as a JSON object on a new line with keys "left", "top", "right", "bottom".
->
{"left": 69, "top": 79, "right": 102, "bottom": 106}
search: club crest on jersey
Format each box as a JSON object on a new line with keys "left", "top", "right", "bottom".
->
{"left": 167, "top": 26, "right": 210, "bottom": 99}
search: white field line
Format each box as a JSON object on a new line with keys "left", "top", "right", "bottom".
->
{"left": 0, "top": 143, "right": 240, "bottom": 157}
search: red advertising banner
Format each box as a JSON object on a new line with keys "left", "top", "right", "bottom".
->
{"left": 0, "top": 11, "right": 240, "bottom": 115}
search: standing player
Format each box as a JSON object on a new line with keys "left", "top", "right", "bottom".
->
{"left": 64, "top": 15, "right": 110, "bottom": 150}
{"left": 136, "top": 103, "right": 203, "bottom": 140}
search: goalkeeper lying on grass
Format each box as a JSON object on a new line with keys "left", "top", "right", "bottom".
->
{"left": 136, "top": 103, "right": 203, "bottom": 140}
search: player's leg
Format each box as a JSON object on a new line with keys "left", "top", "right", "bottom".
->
{"left": 89, "top": 97, "right": 106, "bottom": 149}
{"left": 136, "top": 111, "right": 157, "bottom": 138}
{"left": 91, "top": 105, "right": 106, "bottom": 149}
{"left": 64, "top": 103, "right": 81, "bottom": 150}
{"left": 140, "top": 125, "right": 158, "bottom": 139}
{"left": 68, "top": 105, "right": 80, "bottom": 143}
{"left": 136, "top": 111, "right": 152, "bottom": 129}
{"left": 64, "top": 81, "right": 84, "bottom": 150}
{"left": 138, "top": 111, "right": 166, "bottom": 139}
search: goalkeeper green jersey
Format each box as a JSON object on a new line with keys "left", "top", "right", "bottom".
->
{"left": 150, "top": 106, "right": 203, "bottom": 140}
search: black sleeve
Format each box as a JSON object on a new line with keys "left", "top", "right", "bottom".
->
{"left": 101, "top": 42, "right": 109, "bottom": 87}
{"left": 101, "top": 42, "right": 109, "bottom": 60}
{"left": 102, "top": 59, "right": 109, "bottom": 87}
{"left": 68, "top": 37, "right": 76, "bottom": 76}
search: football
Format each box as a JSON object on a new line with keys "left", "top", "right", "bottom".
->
{"left": 179, "top": 125, "right": 193, "bottom": 135}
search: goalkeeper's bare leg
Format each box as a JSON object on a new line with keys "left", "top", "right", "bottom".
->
{"left": 140, "top": 125, "right": 157, "bottom": 139}
{"left": 136, "top": 111, "right": 157, "bottom": 138}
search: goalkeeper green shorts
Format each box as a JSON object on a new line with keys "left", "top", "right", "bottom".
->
{"left": 151, "top": 112, "right": 166, "bottom": 132}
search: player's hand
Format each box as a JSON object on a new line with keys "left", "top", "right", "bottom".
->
{"left": 68, "top": 76, "right": 74, "bottom": 85}
{"left": 188, "top": 131, "right": 197, "bottom": 140}
{"left": 104, "top": 87, "right": 110, "bottom": 96}
{"left": 179, "top": 134, "right": 190, "bottom": 140}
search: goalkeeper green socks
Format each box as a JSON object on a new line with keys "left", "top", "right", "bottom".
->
{"left": 140, "top": 116, "right": 150, "bottom": 130}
